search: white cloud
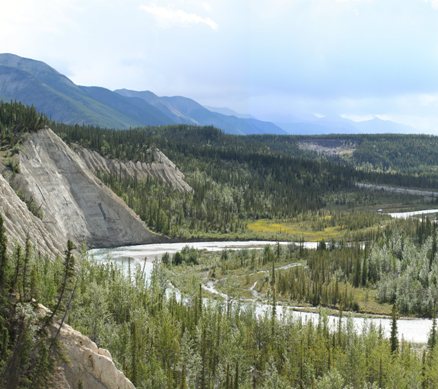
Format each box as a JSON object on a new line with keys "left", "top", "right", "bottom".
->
{"left": 341, "top": 113, "right": 375, "bottom": 121}
{"left": 426, "top": 0, "right": 438, "bottom": 9}
{"left": 334, "top": 0, "right": 372, "bottom": 3}
{"left": 140, "top": 4, "right": 218, "bottom": 30}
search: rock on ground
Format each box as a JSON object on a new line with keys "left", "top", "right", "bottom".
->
{"left": 35, "top": 305, "right": 135, "bottom": 389}
{"left": 54, "top": 322, "right": 135, "bottom": 389}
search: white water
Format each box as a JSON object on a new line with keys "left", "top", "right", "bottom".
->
{"left": 88, "top": 240, "right": 314, "bottom": 261}
{"left": 88, "top": 241, "right": 432, "bottom": 344}
{"left": 388, "top": 209, "right": 438, "bottom": 219}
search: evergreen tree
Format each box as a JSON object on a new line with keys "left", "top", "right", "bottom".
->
{"left": 429, "top": 314, "right": 437, "bottom": 351}
{"left": 390, "top": 305, "right": 399, "bottom": 354}
{"left": 0, "top": 215, "right": 7, "bottom": 294}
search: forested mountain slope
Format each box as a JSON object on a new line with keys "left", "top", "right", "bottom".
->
{"left": 4, "top": 100, "right": 438, "bottom": 388}
{"left": 296, "top": 134, "right": 438, "bottom": 189}
{"left": 297, "top": 134, "right": 438, "bottom": 174}
{"left": 56, "top": 124, "right": 355, "bottom": 237}
{"left": 116, "top": 89, "right": 285, "bottom": 135}
{"left": 0, "top": 53, "right": 284, "bottom": 134}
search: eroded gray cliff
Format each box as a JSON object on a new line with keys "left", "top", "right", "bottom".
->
{"left": 31, "top": 304, "right": 135, "bottom": 389}
{"left": 55, "top": 323, "right": 135, "bottom": 389}
{"left": 0, "top": 172, "right": 65, "bottom": 257}
{"left": 74, "top": 144, "right": 192, "bottom": 192}
{"left": 6, "top": 128, "right": 163, "bottom": 250}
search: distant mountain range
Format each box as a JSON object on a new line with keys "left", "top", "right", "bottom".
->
{"left": 279, "top": 115, "right": 413, "bottom": 135}
{"left": 0, "top": 53, "right": 415, "bottom": 135}
{"left": 0, "top": 53, "right": 284, "bottom": 135}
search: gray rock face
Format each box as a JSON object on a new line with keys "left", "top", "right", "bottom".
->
{"left": 33, "top": 305, "right": 135, "bottom": 389}
{"left": 8, "top": 128, "right": 163, "bottom": 249}
{"left": 55, "top": 321, "right": 135, "bottom": 389}
{"left": 0, "top": 172, "right": 65, "bottom": 257}
{"left": 74, "top": 145, "right": 192, "bottom": 193}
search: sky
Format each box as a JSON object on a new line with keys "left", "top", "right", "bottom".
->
{"left": 1, "top": 0, "right": 438, "bottom": 130}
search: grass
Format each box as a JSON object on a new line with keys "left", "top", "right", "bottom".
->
{"left": 247, "top": 219, "right": 344, "bottom": 241}
{"left": 352, "top": 288, "right": 393, "bottom": 316}
{"left": 246, "top": 211, "right": 392, "bottom": 241}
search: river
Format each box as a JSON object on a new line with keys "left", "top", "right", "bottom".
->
{"left": 388, "top": 209, "right": 438, "bottom": 219}
{"left": 88, "top": 240, "right": 432, "bottom": 344}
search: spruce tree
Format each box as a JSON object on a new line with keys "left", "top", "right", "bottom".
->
{"left": 0, "top": 214, "right": 7, "bottom": 294}
{"left": 390, "top": 304, "right": 399, "bottom": 354}
{"left": 428, "top": 314, "right": 437, "bottom": 351}
{"left": 42, "top": 240, "right": 76, "bottom": 329}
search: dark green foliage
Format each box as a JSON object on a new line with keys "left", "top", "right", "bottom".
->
{"left": 0, "top": 215, "right": 7, "bottom": 294}
{"left": 429, "top": 315, "right": 437, "bottom": 351}
{"left": 169, "top": 246, "right": 199, "bottom": 266}
{"left": 371, "top": 224, "right": 438, "bottom": 317}
{"left": 43, "top": 240, "right": 76, "bottom": 330}
{"left": 0, "top": 218, "right": 67, "bottom": 388}
{"left": 353, "top": 134, "right": 438, "bottom": 174}
{"left": 276, "top": 246, "right": 362, "bottom": 311}
{"left": 0, "top": 223, "right": 435, "bottom": 387}
{"left": 0, "top": 101, "right": 48, "bottom": 148}
{"left": 56, "top": 124, "right": 355, "bottom": 235}
{"left": 390, "top": 305, "right": 398, "bottom": 354}
{"left": 59, "top": 255, "right": 430, "bottom": 388}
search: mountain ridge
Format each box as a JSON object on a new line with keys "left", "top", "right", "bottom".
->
{"left": 280, "top": 115, "right": 413, "bottom": 135}
{"left": 0, "top": 53, "right": 284, "bottom": 135}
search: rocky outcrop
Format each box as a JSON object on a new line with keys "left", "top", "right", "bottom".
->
{"left": 32, "top": 305, "right": 135, "bottom": 389}
{"left": 54, "top": 321, "right": 135, "bottom": 389}
{"left": 0, "top": 172, "right": 64, "bottom": 257}
{"left": 74, "top": 145, "right": 192, "bottom": 193}
{"left": 5, "top": 128, "right": 163, "bottom": 250}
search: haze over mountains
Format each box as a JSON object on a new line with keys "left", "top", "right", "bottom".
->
{"left": 0, "top": 53, "right": 414, "bottom": 135}
{"left": 0, "top": 53, "right": 283, "bottom": 135}
{"left": 278, "top": 115, "right": 414, "bottom": 135}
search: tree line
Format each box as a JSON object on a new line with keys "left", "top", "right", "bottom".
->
{"left": 0, "top": 214, "right": 77, "bottom": 388}
{"left": 0, "top": 102, "right": 48, "bottom": 148}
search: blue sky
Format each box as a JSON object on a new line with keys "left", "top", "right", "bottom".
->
{"left": 2, "top": 0, "right": 438, "bottom": 130}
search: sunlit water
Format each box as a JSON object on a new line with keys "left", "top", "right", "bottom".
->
{"left": 388, "top": 209, "right": 438, "bottom": 219}
{"left": 88, "top": 240, "right": 432, "bottom": 343}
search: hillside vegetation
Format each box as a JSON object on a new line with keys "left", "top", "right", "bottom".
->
{"left": 55, "top": 123, "right": 438, "bottom": 239}
{"left": 56, "top": 124, "right": 356, "bottom": 237}
{"left": 3, "top": 102, "right": 438, "bottom": 388}
{"left": 2, "top": 216, "right": 438, "bottom": 388}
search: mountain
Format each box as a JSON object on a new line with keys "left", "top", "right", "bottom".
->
{"left": 280, "top": 115, "right": 413, "bottom": 135}
{"left": 353, "top": 117, "right": 413, "bottom": 133}
{"left": 115, "top": 89, "right": 285, "bottom": 135}
{"left": 204, "top": 105, "right": 254, "bottom": 119}
{"left": 0, "top": 53, "right": 285, "bottom": 135}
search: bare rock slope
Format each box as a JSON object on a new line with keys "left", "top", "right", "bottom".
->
{"left": 31, "top": 305, "right": 135, "bottom": 389}
{"left": 7, "top": 128, "right": 162, "bottom": 250}
{"left": 74, "top": 145, "right": 192, "bottom": 192}
{"left": 0, "top": 172, "right": 65, "bottom": 257}
{"left": 54, "top": 321, "right": 135, "bottom": 389}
